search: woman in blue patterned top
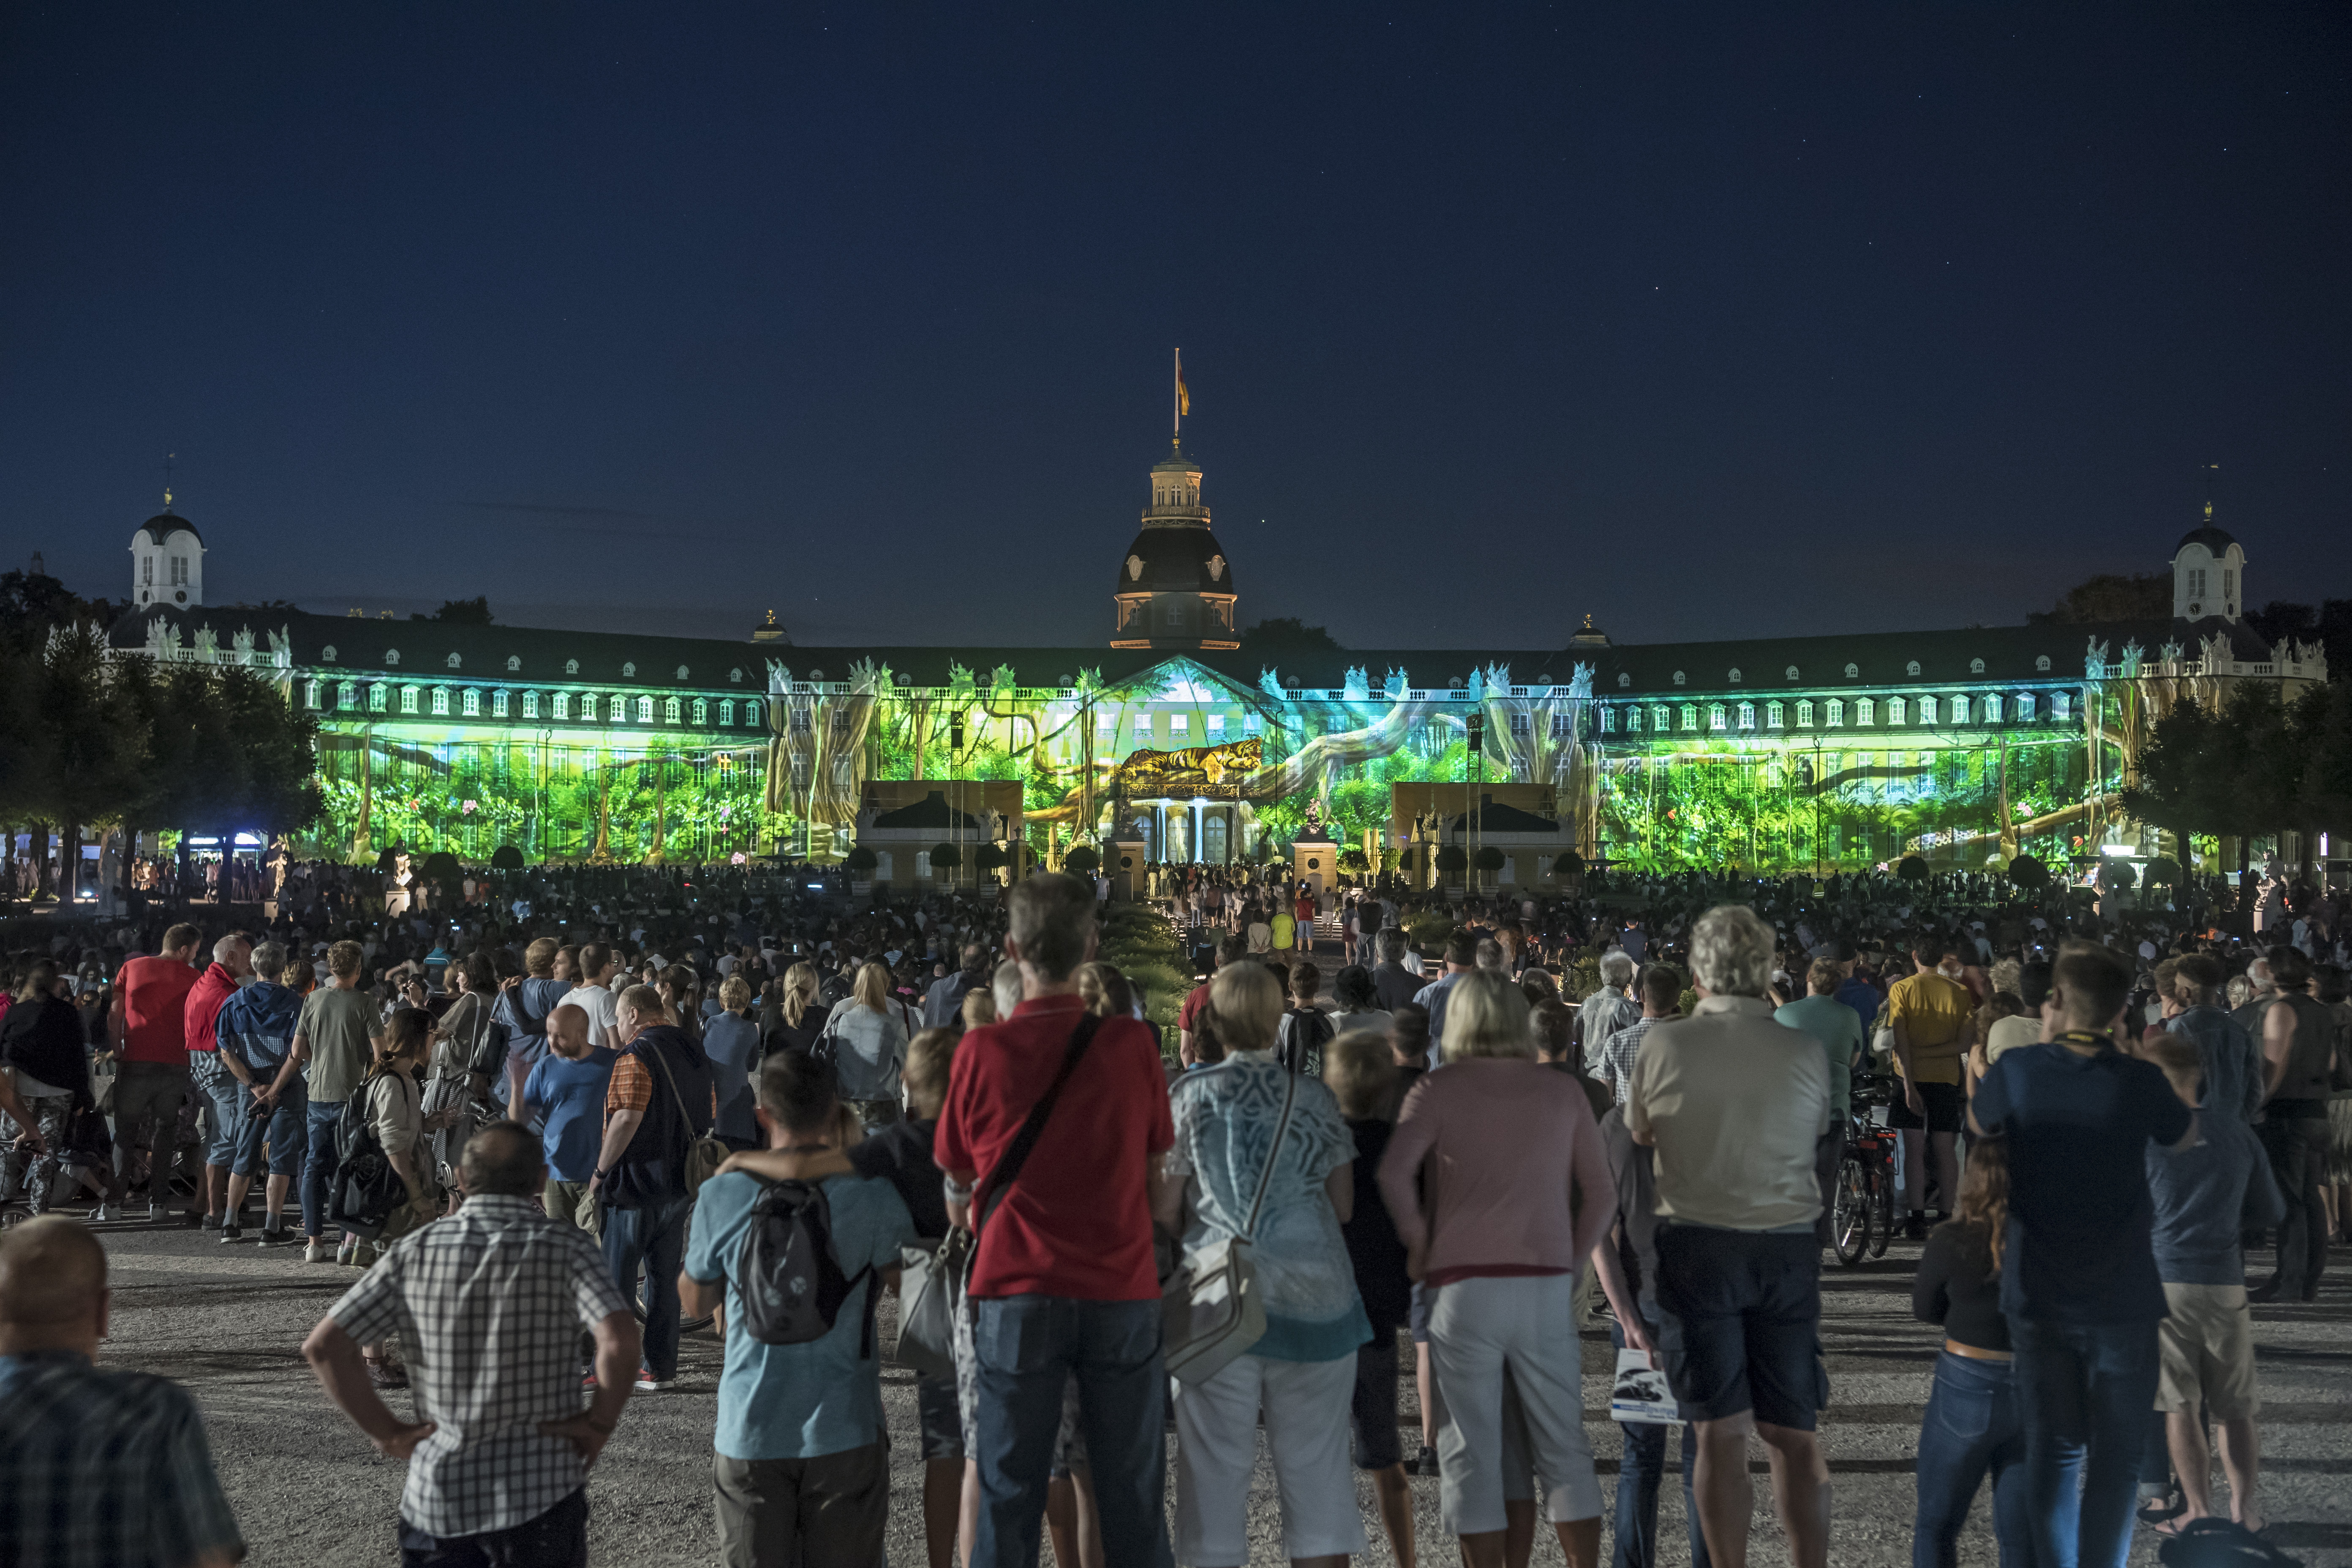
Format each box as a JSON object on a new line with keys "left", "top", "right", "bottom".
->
{"left": 1156, "top": 961, "right": 1372, "bottom": 1568}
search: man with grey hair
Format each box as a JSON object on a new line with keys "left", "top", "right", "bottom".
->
{"left": 215, "top": 939, "right": 305, "bottom": 1244}
{"left": 183, "top": 932, "right": 253, "bottom": 1233}
{"left": 2229, "top": 955, "right": 2275, "bottom": 1037}
{"left": 1579, "top": 950, "right": 1641, "bottom": 1075}
{"left": 1625, "top": 904, "right": 1833, "bottom": 1568}
{"left": 1370, "top": 928, "right": 1421, "bottom": 1011}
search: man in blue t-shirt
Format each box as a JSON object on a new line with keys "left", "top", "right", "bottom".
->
{"left": 682, "top": 1051, "right": 913, "bottom": 1566}
{"left": 1969, "top": 941, "right": 2197, "bottom": 1568}
{"left": 520, "top": 1005, "right": 617, "bottom": 1233}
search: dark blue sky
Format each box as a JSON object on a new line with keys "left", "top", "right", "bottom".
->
{"left": 5, "top": 5, "right": 2347, "bottom": 651}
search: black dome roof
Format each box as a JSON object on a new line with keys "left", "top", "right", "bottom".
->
{"left": 2174, "top": 525, "right": 2236, "bottom": 554}
{"left": 1114, "top": 526, "right": 1234, "bottom": 595}
{"left": 138, "top": 511, "right": 202, "bottom": 546}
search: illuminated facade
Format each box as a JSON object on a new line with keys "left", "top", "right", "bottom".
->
{"left": 109, "top": 468, "right": 2327, "bottom": 877}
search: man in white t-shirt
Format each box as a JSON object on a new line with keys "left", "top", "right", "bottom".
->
{"left": 561, "top": 942, "right": 623, "bottom": 1050}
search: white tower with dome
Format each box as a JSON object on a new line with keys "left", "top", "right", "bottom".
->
{"left": 130, "top": 493, "right": 205, "bottom": 609}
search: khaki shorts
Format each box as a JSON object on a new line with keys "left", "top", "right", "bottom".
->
{"left": 2156, "top": 1282, "right": 2259, "bottom": 1420}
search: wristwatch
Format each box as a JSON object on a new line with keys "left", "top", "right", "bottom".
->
{"left": 942, "top": 1173, "right": 975, "bottom": 1202}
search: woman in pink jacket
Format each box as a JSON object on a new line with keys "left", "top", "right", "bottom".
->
{"left": 1378, "top": 969, "right": 1617, "bottom": 1568}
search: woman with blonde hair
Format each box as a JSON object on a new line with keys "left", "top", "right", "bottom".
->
{"left": 823, "top": 959, "right": 916, "bottom": 1128}
{"left": 702, "top": 974, "right": 762, "bottom": 1148}
{"left": 765, "top": 961, "right": 823, "bottom": 1059}
{"left": 1377, "top": 969, "right": 1614, "bottom": 1568}
{"left": 1156, "top": 961, "right": 1371, "bottom": 1568}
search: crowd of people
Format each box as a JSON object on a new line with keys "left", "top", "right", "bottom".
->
{"left": 0, "top": 849, "right": 2346, "bottom": 1568}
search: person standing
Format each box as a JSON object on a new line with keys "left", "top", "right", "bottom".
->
{"left": 520, "top": 1005, "right": 618, "bottom": 1233}
{"left": 184, "top": 934, "right": 253, "bottom": 1231}
{"left": 1380, "top": 971, "right": 1615, "bottom": 1568}
{"left": 2251, "top": 945, "right": 2334, "bottom": 1302}
{"left": 215, "top": 941, "right": 304, "bottom": 1245}
{"left": 589, "top": 984, "right": 715, "bottom": 1392}
{"left": 1776, "top": 958, "right": 1867, "bottom": 1244}
{"left": 1410, "top": 931, "right": 1479, "bottom": 1070}
{"left": 1577, "top": 951, "right": 1640, "bottom": 1075}
{"left": 0, "top": 1217, "right": 245, "bottom": 1568}
{"left": 102, "top": 921, "right": 203, "bottom": 1222}
{"left": 561, "top": 943, "right": 623, "bottom": 1051}
{"left": 1625, "top": 904, "right": 1833, "bottom": 1568}
{"left": 926, "top": 942, "right": 991, "bottom": 1031}
{"left": 304, "top": 1122, "right": 640, "bottom": 1568}
{"left": 1370, "top": 928, "right": 1422, "bottom": 1014}
{"left": 822, "top": 962, "right": 915, "bottom": 1130}
{"left": 1966, "top": 940, "right": 2197, "bottom": 1568}
{"left": 1887, "top": 938, "right": 1976, "bottom": 1239}
{"left": 0, "top": 963, "right": 93, "bottom": 1219}
{"left": 934, "top": 873, "right": 1176, "bottom": 1568}
{"left": 2161, "top": 954, "right": 2262, "bottom": 1124}
{"left": 273, "top": 940, "right": 381, "bottom": 1263}
{"left": 680, "top": 1052, "right": 915, "bottom": 1567}
{"left": 701, "top": 975, "right": 762, "bottom": 1149}
{"left": 1596, "top": 965, "right": 1683, "bottom": 1111}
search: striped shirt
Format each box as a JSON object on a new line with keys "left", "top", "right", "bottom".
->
{"left": 0, "top": 1351, "right": 243, "bottom": 1568}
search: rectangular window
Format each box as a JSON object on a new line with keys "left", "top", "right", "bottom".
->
{"left": 719, "top": 699, "right": 734, "bottom": 727}
{"left": 1736, "top": 702, "right": 1755, "bottom": 730}
{"left": 460, "top": 688, "right": 480, "bottom": 717}
{"left": 551, "top": 691, "right": 569, "bottom": 720}
{"left": 341, "top": 681, "right": 359, "bottom": 711}
{"left": 1708, "top": 704, "right": 1726, "bottom": 731}
{"left": 1680, "top": 705, "right": 1698, "bottom": 732}
{"left": 691, "top": 697, "right": 708, "bottom": 725}
{"left": 1600, "top": 707, "right": 1617, "bottom": 733}
{"left": 1950, "top": 694, "right": 1970, "bottom": 724}
{"left": 2222, "top": 570, "right": 2234, "bottom": 603}
{"left": 1652, "top": 705, "right": 1670, "bottom": 732}
{"left": 1920, "top": 695, "right": 1939, "bottom": 724}
{"left": 1170, "top": 713, "right": 1190, "bottom": 736}
{"left": 1855, "top": 697, "right": 1874, "bottom": 726}
{"left": 1797, "top": 699, "right": 1815, "bottom": 726}
{"left": 142, "top": 557, "right": 152, "bottom": 586}
{"left": 664, "top": 696, "right": 682, "bottom": 724}
{"left": 1206, "top": 713, "right": 1225, "bottom": 737}
{"left": 1982, "top": 694, "right": 2001, "bottom": 723}
{"left": 431, "top": 688, "right": 450, "bottom": 716}
{"left": 521, "top": 691, "right": 538, "bottom": 720}
{"left": 401, "top": 686, "right": 419, "bottom": 715}
{"left": 1163, "top": 601, "right": 1184, "bottom": 628}
{"left": 2052, "top": 691, "right": 2071, "bottom": 721}
{"left": 1625, "top": 706, "right": 1641, "bottom": 732}
{"left": 583, "top": 693, "right": 599, "bottom": 721}
{"left": 1826, "top": 698, "right": 1843, "bottom": 727}
{"left": 1510, "top": 711, "right": 1531, "bottom": 738}
{"left": 492, "top": 689, "right": 509, "bottom": 718}
{"left": 1243, "top": 711, "right": 1262, "bottom": 735}
{"left": 790, "top": 705, "right": 810, "bottom": 734}
{"left": 303, "top": 678, "right": 321, "bottom": 709}
{"left": 1766, "top": 700, "right": 1784, "bottom": 728}
{"left": 2016, "top": 693, "right": 2035, "bottom": 721}
{"left": 1550, "top": 711, "right": 1571, "bottom": 738}
{"left": 1888, "top": 697, "right": 1907, "bottom": 724}
{"left": 637, "top": 696, "right": 653, "bottom": 724}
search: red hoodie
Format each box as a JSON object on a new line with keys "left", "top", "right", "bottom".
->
{"left": 183, "top": 961, "right": 241, "bottom": 1056}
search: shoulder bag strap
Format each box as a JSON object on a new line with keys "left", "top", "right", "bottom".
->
{"left": 1240, "top": 1068, "right": 1298, "bottom": 1241}
{"left": 975, "top": 1011, "right": 1105, "bottom": 1231}
{"left": 638, "top": 1038, "right": 695, "bottom": 1142}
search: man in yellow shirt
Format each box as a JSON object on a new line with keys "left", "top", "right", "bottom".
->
{"left": 1886, "top": 936, "right": 1975, "bottom": 1239}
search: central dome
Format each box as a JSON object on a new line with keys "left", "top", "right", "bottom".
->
{"left": 1111, "top": 440, "right": 1238, "bottom": 651}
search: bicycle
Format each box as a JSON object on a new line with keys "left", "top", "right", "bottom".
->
{"left": 1829, "top": 1073, "right": 1898, "bottom": 1266}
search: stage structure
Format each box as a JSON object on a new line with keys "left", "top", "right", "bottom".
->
{"left": 107, "top": 471, "right": 2326, "bottom": 880}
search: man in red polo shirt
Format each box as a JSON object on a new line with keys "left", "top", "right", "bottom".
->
{"left": 1176, "top": 933, "right": 1248, "bottom": 1067}
{"left": 101, "top": 923, "right": 205, "bottom": 1222}
{"left": 183, "top": 934, "right": 253, "bottom": 1230}
{"left": 936, "top": 873, "right": 1175, "bottom": 1568}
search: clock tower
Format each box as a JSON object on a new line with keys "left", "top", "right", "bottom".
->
{"left": 1110, "top": 441, "right": 1239, "bottom": 651}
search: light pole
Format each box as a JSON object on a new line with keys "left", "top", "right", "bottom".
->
{"left": 1466, "top": 710, "right": 1485, "bottom": 896}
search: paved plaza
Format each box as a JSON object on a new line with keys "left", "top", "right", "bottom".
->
{"left": 83, "top": 1212, "right": 2352, "bottom": 1567}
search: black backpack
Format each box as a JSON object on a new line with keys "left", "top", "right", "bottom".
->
{"left": 2157, "top": 1520, "right": 2302, "bottom": 1566}
{"left": 1279, "top": 1007, "right": 1334, "bottom": 1079}
{"left": 735, "top": 1177, "right": 877, "bottom": 1355}
{"left": 329, "top": 1078, "right": 408, "bottom": 1240}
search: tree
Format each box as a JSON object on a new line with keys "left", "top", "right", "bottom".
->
{"left": 2008, "top": 853, "right": 2049, "bottom": 890}
{"left": 490, "top": 844, "right": 525, "bottom": 869}
{"left": 1435, "top": 844, "right": 1468, "bottom": 874}
{"left": 1238, "top": 617, "right": 1342, "bottom": 655}
{"left": 432, "top": 596, "right": 494, "bottom": 625}
{"left": 0, "top": 570, "right": 108, "bottom": 655}
{"left": 929, "top": 841, "right": 963, "bottom": 869}
{"left": 842, "top": 844, "right": 879, "bottom": 873}
{"left": 1473, "top": 845, "right": 1504, "bottom": 872}
{"left": 2028, "top": 572, "right": 2169, "bottom": 625}
{"left": 974, "top": 842, "right": 1010, "bottom": 871}
{"left": 1062, "top": 844, "right": 1100, "bottom": 875}
{"left": 1896, "top": 854, "right": 1930, "bottom": 882}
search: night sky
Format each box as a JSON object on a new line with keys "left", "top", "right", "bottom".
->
{"left": 5, "top": 6, "right": 2347, "bottom": 653}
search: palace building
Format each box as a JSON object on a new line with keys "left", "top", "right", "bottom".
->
{"left": 109, "top": 449, "right": 2327, "bottom": 883}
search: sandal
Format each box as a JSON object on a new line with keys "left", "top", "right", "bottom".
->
{"left": 2137, "top": 1485, "right": 2186, "bottom": 1527}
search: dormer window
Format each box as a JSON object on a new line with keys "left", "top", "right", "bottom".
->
{"left": 622, "top": 662, "right": 636, "bottom": 678}
{"left": 368, "top": 683, "right": 387, "bottom": 713}
{"left": 506, "top": 655, "right": 521, "bottom": 672}
{"left": 321, "top": 645, "right": 338, "bottom": 662}
{"left": 552, "top": 692, "right": 570, "bottom": 720}
{"left": 1888, "top": 697, "right": 1907, "bottom": 724}
{"left": 1797, "top": 699, "right": 1815, "bottom": 726}
{"left": 1920, "top": 695, "right": 1939, "bottom": 724}
{"left": 1767, "top": 700, "right": 1784, "bottom": 728}
{"left": 1826, "top": 699, "right": 1844, "bottom": 727}
{"left": 664, "top": 696, "right": 682, "bottom": 724}
{"left": 1784, "top": 665, "right": 1799, "bottom": 681}
{"left": 675, "top": 664, "right": 690, "bottom": 681}
{"left": 565, "top": 659, "right": 580, "bottom": 675}
{"left": 2052, "top": 691, "right": 2072, "bottom": 721}
{"left": 1844, "top": 663, "right": 1859, "bottom": 678}
{"left": 1906, "top": 660, "right": 1922, "bottom": 677}
{"left": 1736, "top": 702, "right": 1755, "bottom": 729}
{"left": 1969, "top": 658, "right": 1985, "bottom": 675}
{"left": 2017, "top": 694, "right": 2036, "bottom": 721}
{"left": 1679, "top": 704, "right": 1697, "bottom": 731}
{"left": 1856, "top": 697, "right": 1875, "bottom": 725}
{"left": 730, "top": 667, "right": 743, "bottom": 682}
{"left": 1951, "top": 694, "right": 1970, "bottom": 723}
{"left": 386, "top": 650, "right": 400, "bottom": 667}
{"left": 1709, "top": 704, "right": 1728, "bottom": 731}
{"left": 1983, "top": 694, "right": 2002, "bottom": 722}
{"left": 1625, "top": 706, "right": 1640, "bottom": 732}
{"left": 1728, "top": 668, "right": 1742, "bottom": 684}
{"left": 401, "top": 685, "right": 419, "bottom": 714}
{"left": 446, "top": 653, "right": 462, "bottom": 670}
{"left": 1672, "top": 670, "right": 1686, "bottom": 686}
{"left": 431, "top": 688, "right": 451, "bottom": 716}
{"left": 461, "top": 688, "right": 480, "bottom": 717}
{"left": 691, "top": 698, "right": 707, "bottom": 725}
{"left": 1600, "top": 707, "right": 1617, "bottom": 732}
{"left": 1617, "top": 673, "right": 1631, "bottom": 689}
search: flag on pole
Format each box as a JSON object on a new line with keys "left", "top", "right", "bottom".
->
{"left": 1176, "top": 353, "right": 1190, "bottom": 417}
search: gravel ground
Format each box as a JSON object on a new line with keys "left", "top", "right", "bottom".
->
{"left": 73, "top": 1212, "right": 2352, "bottom": 1567}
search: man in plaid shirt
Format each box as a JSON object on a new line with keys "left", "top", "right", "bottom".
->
{"left": 0, "top": 1217, "right": 245, "bottom": 1568}
{"left": 1598, "top": 964, "right": 1685, "bottom": 1108}
{"left": 304, "top": 1122, "right": 640, "bottom": 1566}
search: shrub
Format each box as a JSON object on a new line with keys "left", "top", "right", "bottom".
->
{"left": 2008, "top": 853, "right": 2048, "bottom": 890}
{"left": 842, "top": 844, "right": 878, "bottom": 873}
{"left": 1063, "top": 844, "right": 1100, "bottom": 875}
{"left": 1896, "top": 854, "right": 1930, "bottom": 882}
{"left": 929, "top": 842, "right": 963, "bottom": 869}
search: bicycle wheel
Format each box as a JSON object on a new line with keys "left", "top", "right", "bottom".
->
{"left": 1830, "top": 1155, "right": 1870, "bottom": 1266}
{"left": 1867, "top": 1165, "right": 1894, "bottom": 1259}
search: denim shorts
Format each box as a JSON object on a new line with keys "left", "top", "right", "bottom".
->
{"left": 231, "top": 1081, "right": 308, "bottom": 1178}
{"left": 201, "top": 1078, "right": 245, "bottom": 1167}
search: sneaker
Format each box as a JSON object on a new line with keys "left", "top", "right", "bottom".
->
{"left": 256, "top": 1224, "right": 297, "bottom": 1247}
{"left": 1901, "top": 1212, "right": 1928, "bottom": 1242}
{"left": 218, "top": 1222, "right": 243, "bottom": 1243}
{"left": 634, "top": 1366, "right": 676, "bottom": 1392}
{"left": 582, "top": 1371, "right": 603, "bottom": 1391}
{"left": 1410, "top": 1443, "right": 1440, "bottom": 1476}
{"left": 303, "top": 1239, "right": 331, "bottom": 1263}
{"left": 201, "top": 1212, "right": 224, "bottom": 1232}
{"left": 88, "top": 1202, "right": 123, "bottom": 1223}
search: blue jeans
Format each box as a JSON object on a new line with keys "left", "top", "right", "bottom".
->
{"left": 1611, "top": 1320, "right": 1709, "bottom": 1568}
{"left": 302, "top": 1098, "right": 345, "bottom": 1239}
{"left": 200, "top": 1077, "right": 243, "bottom": 1168}
{"left": 1912, "top": 1350, "right": 2030, "bottom": 1568}
{"left": 602, "top": 1195, "right": 691, "bottom": 1379}
{"left": 2007, "top": 1315, "right": 2159, "bottom": 1568}
{"left": 969, "top": 1294, "right": 1173, "bottom": 1568}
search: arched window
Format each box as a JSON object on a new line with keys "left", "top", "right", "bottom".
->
{"left": 637, "top": 696, "right": 653, "bottom": 724}
{"left": 520, "top": 691, "right": 538, "bottom": 720}
{"left": 1855, "top": 697, "right": 1874, "bottom": 725}
{"left": 664, "top": 696, "right": 682, "bottom": 724}
{"left": 1796, "top": 699, "right": 1815, "bottom": 726}
{"left": 492, "top": 689, "right": 509, "bottom": 718}
{"left": 1679, "top": 704, "right": 1698, "bottom": 731}
{"left": 719, "top": 699, "right": 736, "bottom": 727}
{"left": 1826, "top": 698, "right": 1844, "bottom": 727}
{"left": 460, "top": 688, "right": 480, "bottom": 717}
{"left": 1709, "top": 703, "right": 1727, "bottom": 731}
{"left": 2016, "top": 693, "right": 2035, "bottom": 721}
{"left": 580, "top": 693, "right": 597, "bottom": 722}
{"left": 431, "top": 688, "right": 451, "bottom": 716}
{"left": 303, "top": 678, "right": 321, "bottom": 709}
{"left": 1919, "top": 695, "right": 1939, "bottom": 724}
{"left": 1766, "top": 700, "right": 1785, "bottom": 727}
{"left": 1982, "top": 694, "right": 2002, "bottom": 722}
{"left": 401, "top": 685, "right": 420, "bottom": 714}
{"left": 1888, "top": 696, "right": 1907, "bottom": 724}
{"left": 2052, "top": 691, "right": 2072, "bottom": 721}
{"left": 1736, "top": 702, "right": 1755, "bottom": 730}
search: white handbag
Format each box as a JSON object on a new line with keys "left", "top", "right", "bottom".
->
{"left": 1162, "top": 1070, "right": 1298, "bottom": 1386}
